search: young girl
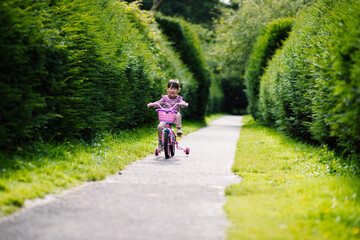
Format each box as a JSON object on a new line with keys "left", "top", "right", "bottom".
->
{"left": 147, "top": 79, "right": 188, "bottom": 151}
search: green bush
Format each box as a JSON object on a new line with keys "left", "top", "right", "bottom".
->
{"left": 150, "top": 27, "right": 197, "bottom": 118}
{"left": 207, "top": 74, "right": 224, "bottom": 113}
{"left": 0, "top": 0, "right": 200, "bottom": 148}
{"left": 0, "top": 1, "right": 54, "bottom": 146}
{"left": 310, "top": 0, "right": 360, "bottom": 155}
{"left": 191, "top": 24, "right": 224, "bottom": 114}
{"left": 259, "top": 0, "right": 360, "bottom": 157}
{"left": 214, "top": 0, "right": 314, "bottom": 113}
{"left": 245, "top": 18, "right": 293, "bottom": 120}
{"left": 155, "top": 14, "right": 211, "bottom": 120}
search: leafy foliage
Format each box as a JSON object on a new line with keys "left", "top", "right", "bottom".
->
{"left": 216, "top": 0, "right": 313, "bottom": 79}
{"left": 0, "top": 1, "right": 54, "bottom": 146}
{"left": 214, "top": 0, "right": 314, "bottom": 112}
{"left": 157, "top": 0, "right": 222, "bottom": 27}
{"left": 189, "top": 24, "right": 224, "bottom": 114}
{"left": 259, "top": 0, "right": 360, "bottom": 158}
{"left": 155, "top": 14, "right": 211, "bottom": 120}
{"left": 127, "top": 0, "right": 223, "bottom": 27}
{"left": 244, "top": 18, "right": 293, "bottom": 120}
{"left": 0, "top": 0, "right": 208, "bottom": 148}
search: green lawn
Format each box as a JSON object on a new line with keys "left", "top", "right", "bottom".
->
{"left": 226, "top": 116, "right": 360, "bottom": 240}
{"left": 0, "top": 114, "right": 226, "bottom": 217}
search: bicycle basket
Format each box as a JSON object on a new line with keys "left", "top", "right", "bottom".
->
{"left": 157, "top": 109, "right": 176, "bottom": 123}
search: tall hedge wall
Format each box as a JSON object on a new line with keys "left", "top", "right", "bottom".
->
{"left": 155, "top": 14, "right": 211, "bottom": 120}
{"left": 244, "top": 18, "right": 293, "bottom": 120}
{"left": 259, "top": 0, "right": 360, "bottom": 157}
{"left": 190, "top": 24, "right": 224, "bottom": 114}
{"left": 0, "top": 0, "right": 198, "bottom": 148}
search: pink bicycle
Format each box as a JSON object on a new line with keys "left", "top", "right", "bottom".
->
{"left": 152, "top": 103, "right": 190, "bottom": 159}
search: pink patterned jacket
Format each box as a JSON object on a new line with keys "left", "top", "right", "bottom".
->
{"left": 148, "top": 95, "right": 188, "bottom": 112}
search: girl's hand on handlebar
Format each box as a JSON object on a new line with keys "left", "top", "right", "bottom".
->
{"left": 178, "top": 101, "right": 189, "bottom": 108}
{"left": 148, "top": 102, "right": 162, "bottom": 109}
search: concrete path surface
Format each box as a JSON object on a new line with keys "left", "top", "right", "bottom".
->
{"left": 0, "top": 115, "right": 242, "bottom": 240}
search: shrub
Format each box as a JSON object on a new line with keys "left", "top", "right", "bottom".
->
{"left": 191, "top": 24, "right": 224, "bottom": 114}
{"left": 0, "top": 0, "right": 199, "bottom": 148}
{"left": 310, "top": 0, "right": 360, "bottom": 155}
{"left": 37, "top": 0, "right": 166, "bottom": 138}
{"left": 259, "top": 0, "right": 360, "bottom": 157}
{"left": 0, "top": 1, "right": 55, "bottom": 146}
{"left": 155, "top": 14, "right": 211, "bottom": 120}
{"left": 215, "top": 0, "right": 314, "bottom": 113}
{"left": 245, "top": 18, "right": 293, "bottom": 120}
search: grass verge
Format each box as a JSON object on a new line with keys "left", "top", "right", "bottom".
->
{"left": 0, "top": 116, "right": 217, "bottom": 217}
{"left": 226, "top": 116, "right": 360, "bottom": 240}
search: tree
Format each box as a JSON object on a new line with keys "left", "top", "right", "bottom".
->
{"left": 214, "top": 0, "right": 314, "bottom": 113}
{"left": 151, "top": 0, "right": 167, "bottom": 11}
{"left": 126, "top": 0, "right": 222, "bottom": 27}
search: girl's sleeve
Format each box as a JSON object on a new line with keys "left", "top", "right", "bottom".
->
{"left": 154, "top": 95, "right": 166, "bottom": 106}
{"left": 178, "top": 96, "right": 189, "bottom": 108}
{"left": 148, "top": 96, "right": 165, "bottom": 108}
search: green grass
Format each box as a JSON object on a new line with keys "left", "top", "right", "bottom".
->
{"left": 0, "top": 117, "right": 211, "bottom": 217}
{"left": 226, "top": 116, "right": 360, "bottom": 240}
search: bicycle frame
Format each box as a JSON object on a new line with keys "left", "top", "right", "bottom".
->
{"left": 162, "top": 123, "right": 188, "bottom": 151}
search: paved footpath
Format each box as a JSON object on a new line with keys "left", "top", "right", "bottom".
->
{"left": 0, "top": 116, "right": 242, "bottom": 240}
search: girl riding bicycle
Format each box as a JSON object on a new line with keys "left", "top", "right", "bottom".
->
{"left": 147, "top": 79, "right": 188, "bottom": 151}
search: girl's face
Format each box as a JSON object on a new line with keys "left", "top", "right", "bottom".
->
{"left": 167, "top": 87, "right": 180, "bottom": 99}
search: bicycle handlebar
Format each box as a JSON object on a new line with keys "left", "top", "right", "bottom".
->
{"left": 149, "top": 102, "right": 179, "bottom": 112}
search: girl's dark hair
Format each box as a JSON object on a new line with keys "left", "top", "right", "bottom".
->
{"left": 167, "top": 79, "right": 180, "bottom": 89}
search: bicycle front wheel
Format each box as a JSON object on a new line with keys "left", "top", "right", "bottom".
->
{"left": 164, "top": 131, "right": 170, "bottom": 159}
{"left": 170, "top": 134, "right": 175, "bottom": 157}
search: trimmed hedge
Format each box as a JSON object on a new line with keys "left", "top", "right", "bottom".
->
{"left": 259, "top": 0, "right": 360, "bottom": 158}
{"left": 0, "top": 0, "right": 200, "bottom": 148}
{"left": 190, "top": 23, "right": 224, "bottom": 114}
{"left": 155, "top": 14, "right": 211, "bottom": 120}
{"left": 244, "top": 18, "right": 293, "bottom": 120}
{"left": 215, "top": 0, "right": 315, "bottom": 114}
{"left": 0, "top": 1, "right": 51, "bottom": 146}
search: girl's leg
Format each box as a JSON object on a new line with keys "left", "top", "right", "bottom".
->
{"left": 157, "top": 122, "right": 166, "bottom": 141}
{"left": 157, "top": 122, "right": 166, "bottom": 150}
{"left": 174, "top": 113, "right": 182, "bottom": 136}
